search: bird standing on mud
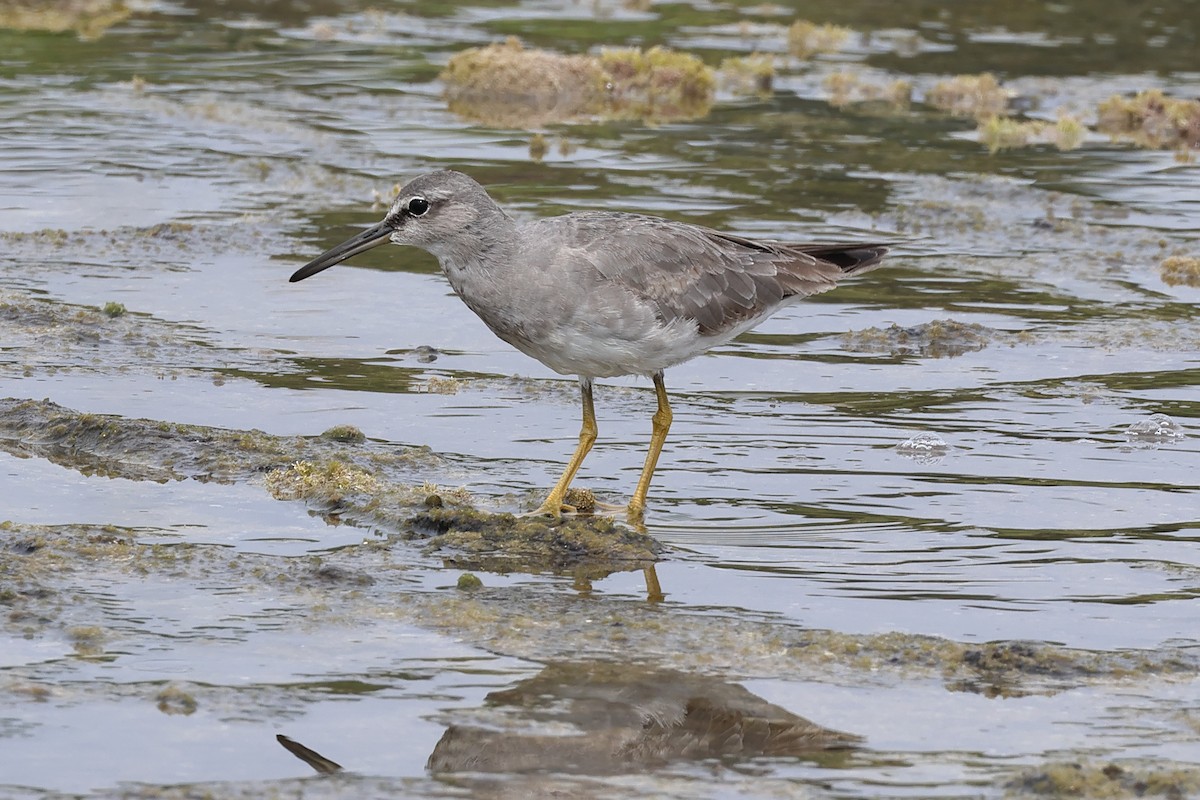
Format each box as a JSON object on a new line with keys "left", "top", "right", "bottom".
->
{"left": 291, "top": 170, "right": 890, "bottom": 522}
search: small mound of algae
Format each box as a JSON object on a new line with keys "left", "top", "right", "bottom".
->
{"left": 1097, "top": 89, "right": 1200, "bottom": 151}
{"left": 843, "top": 319, "right": 1003, "bottom": 359}
{"left": 101, "top": 301, "right": 127, "bottom": 318}
{"left": 786, "top": 19, "right": 851, "bottom": 59}
{"left": 456, "top": 572, "right": 483, "bottom": 590}
{"left": 265, "top": 460, "right": 381, "bottom": 503}
{"left": 67, "top": 625, "right": 106, "bottom": 656}
{"left": 418, "top": 480, "right": 473, "bottom": 507}
{"left": 978, "top": 114, "right": 1085, "bottom": 153}
{"left": 411, "top": 507, "right": 662, "bottom": 579}
{"left": 0, "top": 0, "right": 131, "bottom": 38}
{"left": 718, "top": 53, "right": 775, "bottom": 96}
{"left": 156, "top": 685, "right": 198, "bottom": 716}
{"left": 320, "top": 424, "right": 365, "bottom": 444}
{"left": 1005, "top": 760, "right": 1200, "bottom": 799}
{"left": 824, "top": 71, "right": 911, "bottom": 111}
{"left": 562, "top": 487, "right": 596, "bottom": 514}
{"left": 926, "top": 73, "right": 1011, "bottom": 119}
{"left": 441, "top": 37, "right": 714, "bottom": 127}
{"left": 598, "top": 45, "right": 715, "bottom": 121}
{"left": 0, "top": 228, "right": 70, "bottom": 246}
{"left": 442, "top": 38, "right": 609, "bottom": 127}
{"left": 1159, "top": 255, "right": 1200, "bottom": 287}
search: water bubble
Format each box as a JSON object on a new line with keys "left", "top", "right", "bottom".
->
{"left": 1124, "top": 413, "right": 1185, "bottom": 441}
{"left": 896, "top": 432, "right": 949, "bottom": 463}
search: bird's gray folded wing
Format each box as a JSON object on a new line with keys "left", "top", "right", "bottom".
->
{"left": 543, "top": 213, "right": 885, "bottom": 336}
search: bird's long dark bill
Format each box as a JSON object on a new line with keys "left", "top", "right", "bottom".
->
{"left": 289, "top": 222, "right": 392, "bottom": 282}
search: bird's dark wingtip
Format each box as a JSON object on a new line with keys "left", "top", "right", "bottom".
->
{"left": 806, "top": 243, "right": 892, "bottom": 273}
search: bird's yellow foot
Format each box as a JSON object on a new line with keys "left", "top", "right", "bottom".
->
{"left": 524, "top": 487, "right": 596, "bottom": 519}
{"left": 524, "top": 500, "right": 572, "bottom": 519}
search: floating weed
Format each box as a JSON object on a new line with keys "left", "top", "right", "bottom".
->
{"left": 926, "top": 73, "right": 1011, "bottom": 119}
{"left": 977, "top": 114, "right": 1086, "bottom": 153}
{"left": 0, "top": 0, "right": 132, "bottom": 39}
{"left": 1158, "top": 256, "right": 1200, "bottom": 287}
{"left": 786, "top": 19, "right": 851, "bottom": 59}
{"left": 441, "top": 38, "right": 714, "bottom": 127}
{"left": 824, "top": 71, "right": 911, "bottom": 111}
{"left": 718, "top": 53, "right": 776, "bottom": 96}
{"left": 1097, "top": 89, "right": 1200, "bottom": 151}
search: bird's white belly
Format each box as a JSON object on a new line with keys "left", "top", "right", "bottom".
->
{"left": 461, "top": 265, "right": 790, "bottom": 379}
{"left": 512, "top": 311, "right": 768, "bottom": 379}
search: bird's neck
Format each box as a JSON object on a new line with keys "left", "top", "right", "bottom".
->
{"left": 435, "top": 210, "right": 519, "bottom": 288}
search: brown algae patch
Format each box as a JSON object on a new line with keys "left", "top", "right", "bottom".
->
{"left": 399, "top": 590, "right": 1197, "bottom": 697}
{"left": 0, "top": 0, "right": 131, "bottom": 38}
{"left": 265, "top": 460, "right": 382, "bottom": 503}
{"left": 1097, "top": 89, "right": 1200, "bottom": 151}
{"left": 842, "top": 319, "right": 1011, "bottom": 358}
{"left": 0, "top": 289, "right": 248, "bottom": 380}
{"left": 1159, "top": 255, "right": 1200, "bottom": 287}
{"left": 1005, "top": 760, "right": 1200, "bottom": 799}
{"left": 0, "top": 399, "right": 655, "bottom": 573}
{"left": 0, "top": 398, "right": 438, "bottom": 485}
{"left": 441, "top": 38, "right": 714, "bottom": 127}
{"left": 410, "top": 507, "right": 662, "bottom": 579}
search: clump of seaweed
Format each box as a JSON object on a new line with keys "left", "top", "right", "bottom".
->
{"left": 264, "top": 460, "right": 381, "bottom": 503}
{"left": 786, "top": 19, "right": 851, "bottom": 59}
{"left": 441, "top": 38, "right": 609, "bottom": 127}
{"left": 1159, "top": 255, "right": 1200, "bottom": 287}
{"left": 320, "top": 425, "right": 366, "bottom": 444}
{"left": 441, "top": 38, "right": 714, "bottom": 127}
{"left": 0, "top": 0, "right": 131, "bottom": 38}
{"left": 842, "top": 320, "right": 1003, "bottom": 359}
{"left": 156, "top": 685, "right": 199, "bottom": 716}
{"left": 977, "top": 114, "right": 1085, "bottom": 153}
{"left": 598, "top": 45, "right": 715, "bottom": 121}
{"left": 824, "top": 71, "right": 911, "bottom": 111}
{"left": 1097, "top": 89, "right": 1200, "bottom": 151}
{"left": 718, "top": 53, "right": 775, "bottom": 96}
{"left": 925, "top": 73, "right": 1012, "bottom": 119}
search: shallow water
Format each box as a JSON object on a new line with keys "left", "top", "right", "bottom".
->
{"left": 1, "top": 0, "right": 1199, "bottom": 797}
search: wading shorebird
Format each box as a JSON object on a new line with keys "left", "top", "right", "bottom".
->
{"left": 291, "top": 170, "right": 890, "bottom": 522}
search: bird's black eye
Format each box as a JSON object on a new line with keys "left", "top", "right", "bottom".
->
{"left": 408, "top": 197, "right": 430, "bottom": 216}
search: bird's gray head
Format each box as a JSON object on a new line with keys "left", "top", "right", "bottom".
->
{"left": 289, "top": 170, "right": 508, "bottom": 283}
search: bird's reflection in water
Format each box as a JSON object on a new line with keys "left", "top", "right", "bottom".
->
{"left": 426, "top": 661, "right": 859, "bottom": 774}
{"left": 278, "top": 662, "right": 859, "bottom": 780}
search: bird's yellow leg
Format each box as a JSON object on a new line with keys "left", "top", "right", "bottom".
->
{"left": 531, "top": 378, "right": 597, "bottom": 518}
{"left": 627, "top": 372, "right": 672, "bottom": 522}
